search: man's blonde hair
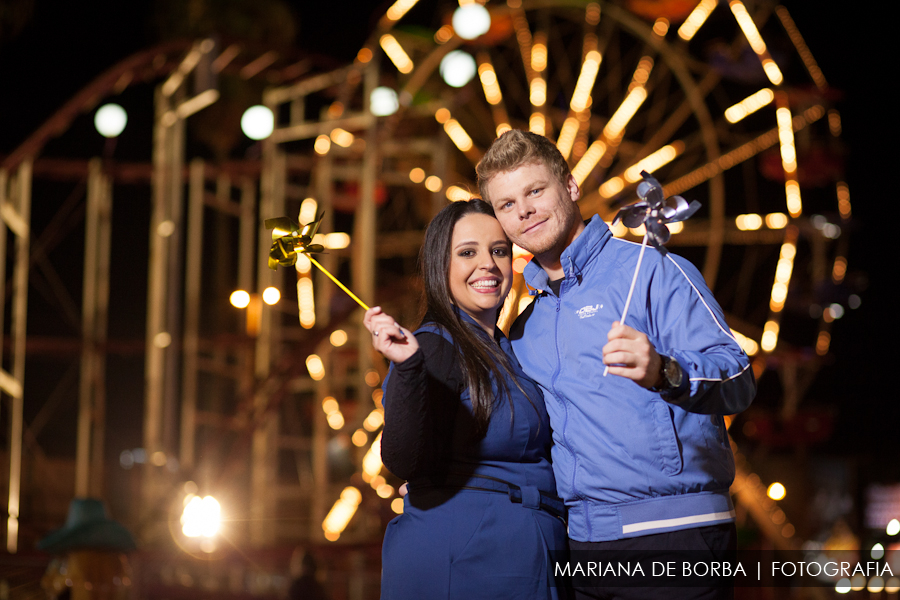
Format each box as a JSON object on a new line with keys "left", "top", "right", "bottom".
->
{"left": 476, "top": 130, "right": 571, "bottom": 202}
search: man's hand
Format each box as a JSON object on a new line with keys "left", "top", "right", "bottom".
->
{"left": 602, "top": 321, "right": 662, "bottom": 389}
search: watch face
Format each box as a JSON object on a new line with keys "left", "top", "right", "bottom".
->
{"left": 665, "top": 358, "right": 682, "bottom": 387}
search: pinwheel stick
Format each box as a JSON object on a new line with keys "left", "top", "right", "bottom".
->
{"left": 602, "top": 232, "right": 649, "bottom": 377}
{"left": 308, "top": 255, "right": 370, "bottom": 310}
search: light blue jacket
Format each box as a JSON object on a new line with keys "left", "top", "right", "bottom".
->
{"left": 510, "top": 215, "right": 755, "bottom": 542}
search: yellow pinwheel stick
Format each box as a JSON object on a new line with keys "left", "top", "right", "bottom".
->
{"left": 307, "top": 256, "right": 370, "bottom": 310}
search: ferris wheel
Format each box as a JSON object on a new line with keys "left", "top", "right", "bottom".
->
{"left": 316, "top": 0, "right": 850, "bottom": 381}
{"left": 270, "top": 0, "right": 852, "bottom": 546}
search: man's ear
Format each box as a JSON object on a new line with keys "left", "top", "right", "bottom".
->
{"left": 566, "top": 174, "right": 581, "bottom": 202}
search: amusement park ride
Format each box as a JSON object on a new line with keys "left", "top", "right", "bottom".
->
{"left": 0, "top": 0, "right": 857, "bottom": 591}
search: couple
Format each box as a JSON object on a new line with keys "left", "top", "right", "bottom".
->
{"left": 364, "top": 130, "right": 755, "bottom": 600}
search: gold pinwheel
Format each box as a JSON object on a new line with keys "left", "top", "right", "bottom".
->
{"left": 265, "top": 214, "right": 326, "bottom": 270}
{"left": 265, "top": 214, "right": 370, "bottom": 310}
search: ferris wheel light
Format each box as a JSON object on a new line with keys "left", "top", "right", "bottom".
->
{"left": 435, "top": 111, "right": 474, "bottom": 152}
{"left": 836, "top": 182, "right": 851, "bottom": 219}
{"left": 530, "top": 77, "right": 547, "bottom": 106}
{"left": 94, "top": 103, "right": 128, "bottom": 138}
{"left": 241, "top": 105, "right": 274, "bottom": 140}
{"left": 623, "top": 142, "right": 685, "bottom": 183}
{"left": 729, "top": 1, "right": 767, "bottom": 55}
{"left": 725, "top": 88, "right": 775, "bottom": 123}
{"left": 385, "top": 0, "right": 419, "bottom": 21}
{"left": 571, "top": 140, "right": 608, "bottom": 186}
{"left": 730, "top": 329, "right": 759, "bottom": 356}
{"left": 452, "top": 4, "right": 490, "bottom": 40}
{"left": 678, "top": 0, "right": 717, "bottom": 41}
{"left": 370, "top": 87, "right": 400, "bottom": 116}
{"left": 531, "top": 33, "right": 548, "bottom": 72}
{"left": 440, "top": 51, "right": 477, "bottom": 88}
{"left": 380, "top": 34, "right": 414, "bottom": 74}
{"left": 557, "top": 117, "right": 580, "bottom": 159}
{"left": 477, "top": 60, "right": 503, "bottom": 105}
{"left": 729, "top": 1, "right": 784, "bottom": 85}
{"left": 529, "top": 112, "right": 546, "bottom": 136}
{"left": 602, "top": 87, "right": 648, "bottom": 140}
{"left": 761, "top": 321, "right": 779, "bottom": 352}
{"left": 571, "top": 51, "right": 603, "bottom": 112}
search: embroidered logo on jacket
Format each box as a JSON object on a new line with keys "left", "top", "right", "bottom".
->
{"left": 575, "top": 304, "right": 602, "bottom": 319}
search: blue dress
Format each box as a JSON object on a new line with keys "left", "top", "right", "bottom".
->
{"left": 380, "top": 314, "right": 568, "bottom": 599}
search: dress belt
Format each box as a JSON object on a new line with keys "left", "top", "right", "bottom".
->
{"left": 412, "top": 472, "right": 567, "bottom": 521}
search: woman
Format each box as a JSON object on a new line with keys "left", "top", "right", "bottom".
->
{"left": 364, "top": 199, "right": 567, "bottom": 599}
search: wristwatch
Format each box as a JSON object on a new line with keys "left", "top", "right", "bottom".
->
{"left": 654, "top": 355, "right": 683, "bottom": 393}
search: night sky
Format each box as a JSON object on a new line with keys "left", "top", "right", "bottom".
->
{"left": 0, "top": 0, "right": 894, "bottom": 520}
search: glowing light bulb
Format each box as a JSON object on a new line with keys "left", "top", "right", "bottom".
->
{"left": 230, "top": 290, "right": 251, "bottom": 309}
{"left": 370, "top": 86, "right": 400, "bottom": 116}
{"left": 452, "top": 4, "right": 490, "bottom": 40}
{"left": 767, "top": 482, "right": 786, "bottom": 501}
{"left": 262, "top": 287, "right": 281, "bottom": 305}
{"left": 440, "top": 51, "right": 477, "bottom": 88}
{"left": 241, "top": 105, "right": 274, "bottom": 140}
{"left": 94, "top": 103, "right": 128, "bottom": 138}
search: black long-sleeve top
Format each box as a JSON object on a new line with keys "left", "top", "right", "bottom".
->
{"left": 380, "top": 332, "right": 464, "bottom": 481}
{"left": 379, "top": 316, "right": 557, "bottom": 499}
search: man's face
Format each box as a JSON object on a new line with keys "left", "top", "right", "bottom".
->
{"left": 484, "top": 161, "right": 582, "bottom": 262}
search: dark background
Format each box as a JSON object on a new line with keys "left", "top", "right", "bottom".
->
{"left": 0, "top": 0, "right": 894, "bottom": 526}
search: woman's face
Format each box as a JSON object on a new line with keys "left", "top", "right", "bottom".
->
{"left": 447, "top": 213, "right": 513, "bottom": 330}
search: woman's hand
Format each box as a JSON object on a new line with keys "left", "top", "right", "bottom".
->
{"left": 364, "top": 307, "right": 419, "bottom": 363}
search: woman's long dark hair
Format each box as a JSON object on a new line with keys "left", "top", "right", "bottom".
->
{"left": 420, "top": 199, "right": 522, "bottom": 431}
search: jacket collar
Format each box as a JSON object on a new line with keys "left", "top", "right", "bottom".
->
{"left": 522, "top": 214, "right": 611, "bottom": 294}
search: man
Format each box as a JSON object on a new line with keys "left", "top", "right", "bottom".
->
{"left": 477, "top": 130, "right": 755, "bottom": 599}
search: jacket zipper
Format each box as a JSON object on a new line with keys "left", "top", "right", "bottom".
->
{"left": 549, "top": 263, "right": 581, "bottom": 506}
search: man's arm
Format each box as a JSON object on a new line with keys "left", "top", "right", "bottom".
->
{"left": 604, "top": 252, "right": 755, "bottom": 415}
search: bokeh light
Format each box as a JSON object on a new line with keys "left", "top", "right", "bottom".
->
{"left": 262, "top": 287, "right": 281, "bottom": 305}
{"left": 240, "top": 105, "right": 275, "bottom": 140}
{"left": 181, "top": 495, "right": 221, "bottom": 538}
{"left": 230, "top": 290, "right": 251, "bottom": 309}
{"left": 887, "top": 518, "right": 900, "bottom": 536}
{"left": 767, "top": 482, "right": 786, "bottom": 501}
{"left": 440, "top": 50, "right": 477, "bottom": 88}
{"left": 370, "top": 86, "right": 400, "bottom": 116}
{"left": 452, "top": 4, "right": 490, "bottom": 40}
{"left": 94, "top": 103, "right": 128, "bottom": 138}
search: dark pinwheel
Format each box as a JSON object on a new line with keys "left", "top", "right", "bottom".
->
{"left": 602, "top": 170, "right": 701, "bottom": 376}
{"left": 612, "top": 170, "right": 701, "bottom": 247}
